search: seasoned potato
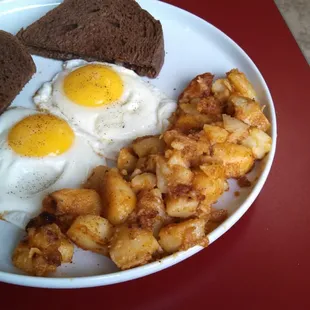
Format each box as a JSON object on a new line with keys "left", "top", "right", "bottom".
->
{"left": 226, "top": 69, "right": 257, "bottom": 100}
{"left": 178, "top": 73, "right": 214, "bottom": 103}
{"left": 222, "top": 114, "right": 249, "bottom": 132}
{"left": 229, "top": 95, "right": 270, "bottom": 131}
{"left": 212, "top": 143, "right": 254, "bottom": 178}
{"left": 163, "top": 130, "right": 210, "bottom": 165}
{"left": 165, "top": 195, "right": 199, "bottom": 218}
{"left": 131, "top": 173, "right": 157, "bottom": 193}
{"left": 109, "top": 224, "right": 161, "bottom": 270}
{"left": 155, "top": 156, "right": 193, "bottom": 194}
{"left": 222, "top": 114, "right": 249, "bottom": 143}
{"left": 117, "top": 148, "right": 138, "bottom": 175}
{"left": 203, "top": 124, "right": 229, "bottom": 145}
{"left": 196, "top": 96, "right": 224, "bottom": 116}
{"left": 132, "top": 136, "right": 165, "bottom": 158}
{"left": 83, "top": 165, "right": 108, "bottom": 193}
{"left": 12, "top": 242, "right": 57, "bottom": 276}
{"left": 241, "top": 127, "right": 272, "bottom": 159}
{"left": 211, "top": 78, "right": 233, "bottom": 103}
{"left": 158, "top": 218, "right": 208, "bottom": 253}
{"left": 137, "top": 188, "right": 168, "bottom": 236}
{"left": 193, "top": 167, "right": 226, "bottom": 205}
{"left": 67, "top": 215, "right": 113, "bottom": 255}
{"left": 101, "top": 168, "right": 136, "bottom": 225}
{"left": 44, "top": 189, "right": 101, "bottom": 217}
{"left": 173, "top": 112, "right": 215, "bottom": 132}
{"left": 13, "top": 223, "right": 73, "bottom": 276}
{"left": 155, "top": 156, "right": 171, "bottom": 193}
{"left": 165, "top": 149, "right": 189, "bottom": 168}
{"left": 58, "top": 237, "right": 74, "bottom": 263}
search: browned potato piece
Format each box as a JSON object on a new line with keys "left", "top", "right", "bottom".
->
{"left": 222, "top": 114, "right": 249, "bottom": 143}
{"left": 109, "top": 224, "right": 161, "bottom": 270}
{"left": 44, "top": 189, "right": 102, "bottom": 217}
{"left": 165, "top": 195, "right": 199, "bottom": 218}
{"left": 131, "top": 173, "right": 157, "bottom": 193}
{"left": 203, "top": 124, "right": 229, "bottom": 145}
{"left": 178, "top": 73, "right": 214, "bottom": 103}
{"left": 13, "top": 223, "right": 73, "bottom": 276}
{"left": 226, "top": 69, "right": 257, "bottom": 100}
{"left": 158, "top": 218, "right": 208, "bottom": 254}
{"left": 101, "top": 168, "right": 136, "bottom": 225}
{"left": 163, "top": 130, "right": 210, "bottom": 165}
{"left": 132, "top": 135, "right": 165, "bottom": 158}
{"left": 58, "top": 237, "right": 74, "bottom": 263}
{"left": 173, "top": 112, "right": 214, "bottom": 132}
{"left": 212, "top": 143, "right": 254, "bottom": 178}
{"left": 137, "top": 188, "right": 168, "bottom": 236}
{"left": 155, "top": 156, "right": 193, "bottom": 194}
{"left": 229, "top": 95, "right": 270, "bottom": 131}
{"left": 83, "top": 166, "right": 109, "bottom": 193}
{"left": 117, "top": 148, "right": 138, "bottom": 175}
{"left": 241, "top": 127, "right": 272, "bottom": 159}
{"left": 211, "top": 78, "right": 234, "bottom": 103}
{"left": 12, "top": 242, "right": 57, "bottom": 276}
{"left": 67, "top": 215, "right": 113, "bottom": 256}
{"left": 193, "top": 167, "right": 226, "bottom": 205}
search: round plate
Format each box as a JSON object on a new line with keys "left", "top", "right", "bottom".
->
{"left": 0, "top": 0, "right": 277, "bottom": 288}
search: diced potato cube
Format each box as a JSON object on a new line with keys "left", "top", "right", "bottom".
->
{"left": 46, "top": 189, "right": 102, "bottom": 216}
{"left": 222, "top": 114, "right": 249, "bottom": 132}
{"left": 101, "top": 168, "right": 136, "bottom": 225}
{"left": 211, "top": 78, "right": 233, "bottom": 103}
{"left": 131, "top": 173, "right": 157, "bottom": 193}
{"left": 58, "top": 237, "right": 74, "bottom": 263}
{"left": 226, "top": 69, "right": 257, "bottom": 100}
{"left": 12, "top": 242, "right": 57, "bottom": 276}
{"left": 137, "top": 188, "right": 168, "bottom": 236}
{"left": 241, "top": 127, "right": 272, "bottom": 159}
{"left": 192, "top": 169, "right": 226, "bottom": 205}
{"left": 117, "top": 148, "right": 138, "bottom": 175}
{"left": 165, "top": 195, "right": 199, "bottom": 218}
{"left": 109, "top": 225, "right": 161, "bottom": 270}
{"left": 203, "top": 124, "right": 229, "bottom": 145}
{"left": 158, "top": 218, "right": 208, "bottom": 253}
{"left": 212, "top": 143, "right": 254, "bottom": 178}
{"left": 230, "top": 95, "right": 270, "bottom": 131}
{"left": 83, "top": 165, "right": 108, "bottom": 193}
{"left": 67, "top": 215, "right": 113, "bottom": 256}
{"left": 132, "top": 136, "right": 165, "bottom": 158}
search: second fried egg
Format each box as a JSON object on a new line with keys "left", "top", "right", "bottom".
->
{"left": 34, "top": 60, "right": 176, "bottom": 159}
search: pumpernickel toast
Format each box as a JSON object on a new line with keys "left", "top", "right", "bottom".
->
{"left": 0, "top": 30, "right": 36, "bottom": 114}
{"left": 17, "top": 0, "right": 165, "bottom": 78}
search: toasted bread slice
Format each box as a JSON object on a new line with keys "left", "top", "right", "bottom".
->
{"left": 17, "top": 0, "right": 165, "bottom": 78}
{"left": 0, "top": 30, "right": 36, "bottom": 114}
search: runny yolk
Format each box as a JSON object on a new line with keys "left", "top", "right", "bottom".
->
{"left": 8, "top": 114, "right": 74, "bottom": 157}
{"left": 63, "top": 64, "right": 124, "bottom": 107}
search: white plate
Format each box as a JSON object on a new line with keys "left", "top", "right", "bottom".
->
{"left": 0, "top": 0, "right": 277, "bottom": 288}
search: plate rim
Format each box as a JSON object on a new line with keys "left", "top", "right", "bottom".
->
{"left": 0, "top": 0, "right": 277, "bottom": 288}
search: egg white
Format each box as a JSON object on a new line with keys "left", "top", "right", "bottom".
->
{"left": 0, "top": 107, "right": 106, "bottom": 228}
{"left": 34, "top": 60, "right": 177, "bottom": 159}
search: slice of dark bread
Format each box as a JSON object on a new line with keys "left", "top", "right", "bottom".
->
{"left": 0, "top": 30, "right": 36, "bottom": 114}
{"left": 16, "top": 0, "right": 165, "bottom": 78}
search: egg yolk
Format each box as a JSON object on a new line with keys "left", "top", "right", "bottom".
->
{"left": 8, "top": 114, "right": 74, "bottom": 157}
{"left": 63, "top": 64, "right": 124, "bottom": 107}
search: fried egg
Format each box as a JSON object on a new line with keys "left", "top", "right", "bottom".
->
{"left": 0, "top": 107, "right": 105, "bottom": 228}
{"left": 34, "top": 60, "right": 176, "bottom": 159}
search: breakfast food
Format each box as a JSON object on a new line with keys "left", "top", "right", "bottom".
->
{"left": 0, "top": 107, "right": 105, "bottom": 228}
{"left": 16, "top": 0, "right": 165, "bottom": 78}
{"left": 0, "top": 30, "right": 36, "bottom": 114}
{"left": 34, "top": 60, "right": 176, "bottom": 159}
{"left": 11, "top": 69, "right": 272, "bottom": 276}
